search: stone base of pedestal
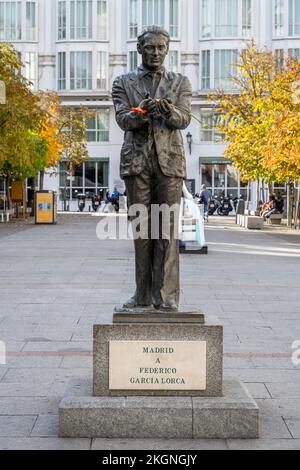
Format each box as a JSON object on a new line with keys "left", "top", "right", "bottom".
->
{"left": 59, "top": 379, "right": 259, "bottom": 439}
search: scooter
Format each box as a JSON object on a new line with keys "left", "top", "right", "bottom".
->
{"left": 208, "top": 197, "right": 220, "bottom": 216}
{"left": 217, "top": 197, "right": 233, "bottom": 216}
{"left": 91, "top": 193, "right": 102, "bottom": 212}
{"left": 77, "top": 194, "right": 86, "bottom": 213}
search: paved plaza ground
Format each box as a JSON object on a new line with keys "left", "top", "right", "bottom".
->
{"left": 0, "top": 214, "right": 299, "bottom": 450}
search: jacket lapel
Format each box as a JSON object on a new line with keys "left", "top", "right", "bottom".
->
{"left": 128, "top": 72, "right": 148, "bottom": 101}
{"left": 155, "top": 70, "right": 173, "bottom": 100}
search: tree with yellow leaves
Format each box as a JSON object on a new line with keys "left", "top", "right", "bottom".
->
{"left": 210, "top": 41, "right": 300, "bottom": 225}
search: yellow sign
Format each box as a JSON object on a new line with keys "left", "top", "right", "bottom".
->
{"left": 35, "top": 192, "right": 56, "bottom": 224}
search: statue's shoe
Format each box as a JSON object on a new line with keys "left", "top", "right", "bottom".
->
{"left": 154, "top": 303, "right": 179, "bottom": 312}
{"left": 122, "top": 296, "right": 152, "bottom": 309}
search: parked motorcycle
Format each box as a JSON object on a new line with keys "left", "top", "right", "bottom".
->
{"left": 77, "top": 194, "right": 86, "bottom": 213}
{"left": 208, "top": 197, "right": 220, "bottom": 216}
{"left": 91, "top": 191, "right": 104, "bottom": 212}
{"left": 217, "top": 196, "right": 233, "bottom": 216}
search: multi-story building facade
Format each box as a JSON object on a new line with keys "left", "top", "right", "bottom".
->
{"left": 1, "top": 0, "right": 300, "bottom": 209}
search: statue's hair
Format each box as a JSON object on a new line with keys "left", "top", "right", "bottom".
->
{"left": 137, "top": 26, "right": 170, "bottom": 46}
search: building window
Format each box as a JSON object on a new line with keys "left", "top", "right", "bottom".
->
{"left": 288, "top": 48, "right": 300, "bottom": 56}
{"left": 289, "top": 0, "right": 300, "bottom": 36}
{"left": 70, "top": 51, "right": 92, "bottom": 90}
{"left": 201, "top": 50, "right": 210, "bottom": 90}
{"left": 214, "top": 49, "right": 237, "bottom": 90}
{"left": 275, "top": 48, "right": 284, "bottom": 69}
{"left": 129, "top": 50, "right": 138, "bottom": 71}
{"left": 86, "top": 109, "right": 110, "bottom": 142}
{"left": 58, "top": 0, "right": 66, "bottom": 39}
{"left": 199, "top": 109, "right": 224, "bottom": 143}
{"left": 201, "top": 0, "right": 211, "bottom": 37}
{"left": 215, "top": 0, "right": 238, "bottom": 37}
{"left": 58, "top": 52, "right": 66, "bottom": 90}
{"left": 242, "top": 0, "right": 251, "bottom": 37}
{"left": 169, "top": 50, "right": 178, "bottom": 72}
{"left": 59, "top": 159, "right": 109, "bottom": 201}
{"left": 97, "top": 0, "right": 107, "bottom": 39}
{"left": 129, "top": 0, "right": 138, "bottom": 38}
{"left": 169, "top": 0, "right": 179, "bottom": 37}
{"left": 24, "top": 52, "right": 37, "bottom": 89}
{"left": 275, "top": 0, "right": 284, "bottom": 36}
{"left": 70, "top": 0, "right": 92, "bottom": 39}
{"left": 142, "top": 0, "right": 165, "bottom": 29}
{"left": 0, "top": 1, "right": 22, "bottom": 40}
{"left": 26, "top": 1, "right": 36, "bottom": 40}
{"left": 97, "top": 51, "right": 107, "bottom": 89}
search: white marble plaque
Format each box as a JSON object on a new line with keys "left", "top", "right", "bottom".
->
{"left": 0, "top": 82, "right": 6, "bottom": 104}
{"left": 109, "top": 341, "right": 207, "bottom": 391}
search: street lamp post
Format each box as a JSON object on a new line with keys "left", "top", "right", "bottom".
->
{"left": 186, "top": 132, "right": 193, "bottom": 155}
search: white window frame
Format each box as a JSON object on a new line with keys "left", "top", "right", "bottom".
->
{"left": 70, "top": 51, "right": 93, "bottom": 90}
{"left": 127, "top": 0, "right": 180, "bottom": 40}
{"left": 200, "top": 0, "right": 252, "bottom": 39}
{"left": 289, "top": 0, "right": 300, "bottom": 36}
{"left": 0, "top": 1, "right": 22, "bottom": 41}
{"left": 86, "top": 108, "right": 110, "bottom": 142}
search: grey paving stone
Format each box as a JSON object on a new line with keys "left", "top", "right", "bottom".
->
{"left": 0, "top": 380, "right": 54, "bottom": 397}
{"left": 5, "top": 356, "right": 62, "bottom": 369}
{"left": 22, "top": 341, "right": 92, "bottom": 353}
{"left": 284, "top": 419, "right": 300, "bottom": 439}
{"left": 0, "top": 437, "right": 91, "bottom": 450}
{"left": 0, "top": 368, "right": 8, "bottom": 381}
{"left": 265, "top": 383, "right": 300, "bottom": 398}
{"left": 243, "top": 383, "right": 271, "bottom": 399}
{"left": 31, "top": 414, "right": 59, "bottom": 437}
{"left": 227, "top": 439, "right": 300, "bottom": 450}
{"left": 0, "top": 397, "right": 60, "bottom": 415}
{"left": 91, "top": 438, "right": 228, "bottom": 450}
{"left": 0, "top": 416, "right": 37, "bottom": 437}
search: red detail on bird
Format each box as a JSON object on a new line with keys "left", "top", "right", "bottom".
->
{"left": 131, "top": 107, "right": 147, "bottom": 115}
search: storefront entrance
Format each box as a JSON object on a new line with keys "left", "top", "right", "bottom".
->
{"left": 200, "top": 158, "right": 249, "bottom": 199}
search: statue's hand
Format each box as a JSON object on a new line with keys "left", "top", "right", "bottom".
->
{"left": 156, "top": 99, "right": 172, "bottom": 117}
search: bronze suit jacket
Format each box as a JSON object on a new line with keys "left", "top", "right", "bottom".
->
{"left": 112, "top": 67, "right": 192, "bottom": 179}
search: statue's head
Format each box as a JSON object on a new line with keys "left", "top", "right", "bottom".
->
{"left": 137, "top": 26, "right": 170, "bottom": 71}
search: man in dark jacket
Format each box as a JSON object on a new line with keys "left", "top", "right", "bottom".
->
{"left": 112, "top": 26, "right": 192, "bottom": 311}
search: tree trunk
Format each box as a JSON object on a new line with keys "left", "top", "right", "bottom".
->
{"left": 6, "top": 177, "right": 12, "bottom": 211}
{"left": 39, "top": 171, "right": 44, "bottom": 191}
{"left": 256, "top": 179, "right": 260, "bottom": 212}
{"left": 287, "top": 182, "right": 292, "bottom": 228}
{"left": 294, "top": 183, "right": 300, "bottom": 229}
{"left": 268, "top": 183, "right": 274, "bottom": 197}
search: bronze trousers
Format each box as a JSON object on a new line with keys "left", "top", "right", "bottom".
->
{"left": 124, "top": 147, "right": 183, "bottom": 308}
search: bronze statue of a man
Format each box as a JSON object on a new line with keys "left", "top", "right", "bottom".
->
{"left": 112, "top": 26, "right": 192, "bottom": 312}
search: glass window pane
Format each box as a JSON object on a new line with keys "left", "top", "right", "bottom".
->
{"left": 227, "top": 165, "right": 239, "bottom": 187}
{"left": 201, "top": 164, "right": 213, "bottom": 187}
{"left": 201, "top": 50, "right": 210, "bottom": 89}
{"left": 74, "top": 164, "right": 83, "bottom": 186}
{"left": 97, "top": 51, "right": 107, "bottom": 89}
{"left": 215, "top": 49, "right": 237, "bottom": 90}
{"left": 169, "top": 50, "right": 178, "bottom": 72}
{"left": 214, "top": 164, "right": 226, "bottom": 188}
{"left": 201, "top": 0, "right": 211, "bottom": 37}
{"left": 85, "top": 161, "right": 96, "bottom": 186}
{"left": 129, "top": 0, "right": 138, "bottom": 38}
{"left": 215, "top": 0, "right": 238, "bottom": 37}
{"left": 275, "top": 0, "right": 284, "bottom": 36}
{"left": 169, "top": 0, "right": 178, "bottom": 37}
{"left": 129, "top": 51, "right": 138, "bottom": 71}
{"left": 97, "top": 0, "right": 107, "bottom": 40}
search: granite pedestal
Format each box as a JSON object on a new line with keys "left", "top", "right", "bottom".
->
{"left": 59, "top": 312, "right": 259, "bottom": 439}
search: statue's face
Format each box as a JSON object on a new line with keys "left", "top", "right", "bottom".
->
{"left": 137, "top": 33, "right": 169, "bottom": 71}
